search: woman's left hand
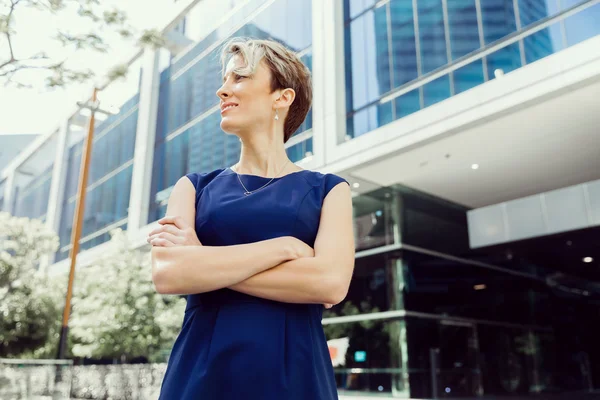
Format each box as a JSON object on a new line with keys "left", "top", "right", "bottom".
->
{"left": 147, "top": 215, "right": 202, "bottom": 247}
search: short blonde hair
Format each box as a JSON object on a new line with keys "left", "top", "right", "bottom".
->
{"left": 220, "top": 37, "right": 312, "bottom": 143}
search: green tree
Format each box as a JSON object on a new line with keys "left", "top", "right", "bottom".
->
{"left": 0, "top": 0, "right": 164, "bottom": 88}
{"left": 69, "top": 228, "right": 185, "bottom": 362}
{"left": 0, "top": 212, "right": 60, "bottom": 357}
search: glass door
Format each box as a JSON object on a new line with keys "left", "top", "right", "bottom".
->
{"left": 432, "top": 320, "right": 483, "bottom": 398}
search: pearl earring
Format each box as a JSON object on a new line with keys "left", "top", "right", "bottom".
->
{"left": 274, "top": 109, "right": 279, "bottom": 121}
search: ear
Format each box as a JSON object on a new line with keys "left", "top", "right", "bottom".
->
{"left": 274, "top": 88, "right": 296, "bottom": 110}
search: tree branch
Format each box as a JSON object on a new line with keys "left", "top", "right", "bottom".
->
{"left": 1, "top": 0, "right": 22, "bottom": 68}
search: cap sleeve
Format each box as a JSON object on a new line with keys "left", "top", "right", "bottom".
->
{"left": 323, "top": 173, "right": 350, "bottom": 199}
{"left": 185, "top": 169, "right": 225, "bottom": 206}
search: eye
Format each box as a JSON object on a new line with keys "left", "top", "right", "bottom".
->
{"left": 234, "top": 73, "right": 245, "bottom": 81}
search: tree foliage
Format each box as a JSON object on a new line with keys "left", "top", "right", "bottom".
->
{"left": 0, "top": 213, "right": 184, "bottom": 362}
{"left": 0, "top": 0, "right": 164, "bottom": 88}
{"left": 69, "top": 228, "right": 185, "bottom": 362}
{"left": 0, "top": 212, "right": 60, "bottom": 357}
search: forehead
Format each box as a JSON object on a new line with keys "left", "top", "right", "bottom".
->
{"left": 224, "top": 56, "right": 244, "bottom": 74}
{"left": 223, "top": 55, "right": 269, "bottom": 78}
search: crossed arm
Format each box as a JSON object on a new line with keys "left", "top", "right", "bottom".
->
{"left": 149, "top": 176, "right": 355, "bottom": 305}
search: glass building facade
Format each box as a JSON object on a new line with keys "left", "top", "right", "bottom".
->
{"left": 4, "top": 0, "right": 599, "bottom": 398}
{"left": 12, "top": 164, "right": 54, "bottom": 222}
{"left": 327, "top": 184, "right": 600, "bottom": 397}
{"left": 344, "top": 0, "right": 600, "bottom": 138}
{"left": 56, "top": 95, "right": 140, "bottom": 261}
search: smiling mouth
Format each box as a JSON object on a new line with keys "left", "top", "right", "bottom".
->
{"left": 221, "top": 104, "right": 238, "bottom": 113}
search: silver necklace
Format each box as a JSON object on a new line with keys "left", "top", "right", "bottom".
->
{"left": 232, "top": 160, "right": 290, "bottom": 196}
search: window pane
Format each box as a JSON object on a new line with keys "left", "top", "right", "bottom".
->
{"left": 390, "top": 0, "right": 419, "bottom": 87}
{"left": 423, "top": 75, "right": 451, "bottom": 107}
{"left": 348, "top": 102, "right": 393, "bottom": 139}
{"left": 348, "top": 7, "right": 391, "bottom": 110}
{"left": 418, "top": 0, "right": 448, "bottom": 73}
{"left": 394, "top": 88, "right": 421, "bottom": 119}
{"left": 347, "top": 0, "right": 377, "bottom": 20}
{"left": 519, "top": 0, "right": 559, "bottom": 27}
{"left": 481, "top": 0, "right": 517, "bottom": 44}
{"left": 562, "top": 3, "right": 600, "bottom": 47}
{"left": 447, "top": 0, "right": 480, "bottom": 59}
{"left": 453, "top": 59, "right": 485, "bottom": 94}
{"left": 523, "top": 25, "right": 563, "bottom": 64}
{"left": 486, "top": 42, "right": 522, "bottom": 77}
{"left": 323, "top": 319, "right": 407, "bottom": 396}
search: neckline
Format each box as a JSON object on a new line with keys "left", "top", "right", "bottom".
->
{"left": 227, "top": 167, "right": 307, "bottom": 180}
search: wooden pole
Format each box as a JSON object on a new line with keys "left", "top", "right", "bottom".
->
{"left": 56, "top": 87, "right": 98, "bottom": 360}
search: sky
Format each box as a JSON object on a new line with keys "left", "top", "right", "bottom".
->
{"left": 0, "top": 0, "right": 173, "bottom": 135}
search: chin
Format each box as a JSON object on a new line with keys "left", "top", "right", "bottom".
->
{"left": 220, "top": 118, "right": 239, "bottom": 135}
{"left": 220, "top": 117, "right": 250, "bottom": 136}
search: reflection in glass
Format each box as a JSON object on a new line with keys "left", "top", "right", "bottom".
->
{"left": 562, "top": 3, "right": 600, "bottom": 47}
{"left": 486, "top": 42, "right": 522, "bottom": 78}
{"left": 447, "top": 0, "right": 479, "bottom": 60}
{"left": 12, "top": 164, "right": 53, "bottom": 221}
{"left": 481, "top": 0, "right": 517, "bottom": 44}
{"left": 394, "top": 89, "right": 421, "bottom": 119}
{"left": 322, "top": 319, "right": 407, "bottom": 396}
{"left": 423, "top": 75, "right": 451, "bottom": 107}
{"left": 523, "top": 26, "right": 563, "bottom": 64}
{"left": 417, "top": 0, "right": 447, "bottom": 74}
{"left": 390, "top": 0, "right": 418, "bottom": 88}
{"left": 519, "top": 0, "right": 558, "bottom": 27}
{"left": 453, "top": 59, "right": 485, "bottom": 94}
{"left": 347, "top": 7, "right": 391, "bottom": 110}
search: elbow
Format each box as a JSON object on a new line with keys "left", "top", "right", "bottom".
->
{"left": 324, "top": 285, "right": 348, "bottom": 306}
{"left": 321, "top": 276, "right": 350, "bottom": 305}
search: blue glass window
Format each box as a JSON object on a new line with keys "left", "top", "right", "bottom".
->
{"left": 389, "top": 0, "right": 419, "bottom": 88}
{"left": 562, "top": 2, "right": 600, "bottom": 47}
{"left": 447, "top": 0, "right": 480, "bottom": 59}
{"left": 453, "top": 59, "right": 485, "bottom": 94}
{"left": 347, "top": 0, "right": 377, "bottom": 19}
{"left": 519, "top": 0, "right": 559, "bottom": 27}
{"left": 487, "top": 42, "right": 522, "bottom": 77}
{"left": 523, "top": 26, "right": 564, "bottom": 64}
{"left": 423, "top": 75, "right": 451, "bottom": 107}
{"left": 347, "top": 6, "right": 391, "bottom": 110}
{"left": 417, "top": 0, "right": 448, "bottom": 74}
{"left": 394, "top": 89, "right": 421, "bottom": 119}
{"left": 481, "top": 0, "right": 517, "bottom": 44}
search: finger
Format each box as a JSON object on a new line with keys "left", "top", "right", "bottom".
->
{"left": 158, "top": 215, "right": 188, "bottom": 230}
{"left": 150, "top": 238, "right": 176, "bottom": 247}
{"left": 148, "top": 224, "right": 181, "bottom": 237}
{"left": 149, "top": 232, "right": 183, "bottom": 244}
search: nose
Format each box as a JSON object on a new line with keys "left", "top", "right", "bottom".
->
{"left": 216, "top": 81, "right": 231, "bottom": 100}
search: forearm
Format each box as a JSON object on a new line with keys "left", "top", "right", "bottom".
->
{"left": 151, "top": 237, "right": 291, "bottom": 295}
{"left": 229, "top": 256, "right": 348, "bottom": 305}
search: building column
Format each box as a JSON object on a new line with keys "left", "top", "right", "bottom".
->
{"left": 2, "top": 171, "right": 16, "bottom": 215}
{"left": 320, "top": 0, "right": 347, "bottom": 166}
{"left": 127, "top": 49, "right": 161, "bottom": 237}
{"left": 40, "top": 121, "right": 71, "bottom": 273}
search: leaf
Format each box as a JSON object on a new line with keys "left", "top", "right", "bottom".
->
{"left": 106, "top": 64, "right": 128, "bottom": 81}
{"left": 138, "top": 29, "right": 165, "bottom": 49}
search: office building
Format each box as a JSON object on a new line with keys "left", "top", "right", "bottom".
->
{"left": 2, "top": 0, "right": 600, "bottom": 397}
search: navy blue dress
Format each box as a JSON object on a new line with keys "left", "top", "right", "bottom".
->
{"left": 158, "top": 167, "right": 349, "bottom": 400}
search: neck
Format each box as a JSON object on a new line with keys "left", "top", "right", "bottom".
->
{"left": 235, "top": 129, "right": 290, "bottom": 177}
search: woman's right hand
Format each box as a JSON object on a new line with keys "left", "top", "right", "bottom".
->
{"left": 281, "top": 236, "right": 315, "bottom": 260}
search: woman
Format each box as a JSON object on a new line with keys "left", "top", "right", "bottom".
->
{"left": 148, "top": 37, "right": 355, "bottom": 399}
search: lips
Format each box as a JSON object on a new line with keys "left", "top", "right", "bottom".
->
{"left": 221, "top": 102, "right": 238, "bottom": 113}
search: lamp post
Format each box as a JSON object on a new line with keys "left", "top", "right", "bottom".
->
{"left": 56, "top": 87, "right": 99, "bottom": 360}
